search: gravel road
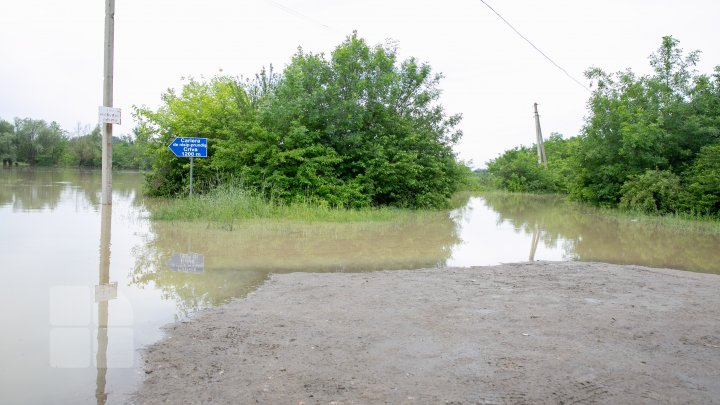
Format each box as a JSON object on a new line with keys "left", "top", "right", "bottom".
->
{"left": 133, "top": 261, "right": 720, "bottom": 404}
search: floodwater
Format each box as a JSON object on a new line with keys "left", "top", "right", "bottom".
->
{"left": 1, "top": 169, "right": 718, "bottom": 404}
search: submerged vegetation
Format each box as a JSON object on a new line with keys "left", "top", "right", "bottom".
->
{"left": 148, "top": 183, "right": 452, "bottom": 224}
{"left": 596, "top": 207, "right": 720, "bottom": 236}
{"left": 487, "top": 37, "right": 720, "bottom": 219}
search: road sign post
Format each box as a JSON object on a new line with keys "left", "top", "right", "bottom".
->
{"left": 190, "top": 156, "right": 194, "bottom": 196}
{"left": 168, "top": 137, "right": 208, "bottom": 197}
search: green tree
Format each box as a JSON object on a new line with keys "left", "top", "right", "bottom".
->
{"left": 572, "top": 36, "right": 719, "bottom": 206}
{"left": 113, "top": 131, "right": 151, "bottom": 170}
{"left": 0, "top": 119, "right": 16, "bottom": 165}
{"left": 681, "top": 142, "right": 720, "bottom": 216}
{"left": 486, "top": 133, "right": 577, "bottom": 193}
{"left": 487, "top": 146, "right": 550, "bottom": 192}
{"left": 251, "top": 33, "right": 463, "bottom": 208}
{"left": 60, "top": 125, "right": 149, "bottom": 170}
{"left": 137, "top": 34, "right": 464, "bottom": 208}
{"left": 619, "top": 169, "right": 682, "bottom": 214}
{"left": 135, "top": 75, "right": 259, "bottom": 196}
{"left": 13, "top": 118, "right": 66, "bottom": 166}
{"left": 63, "top": 126, "right": 102, "bottom": 167}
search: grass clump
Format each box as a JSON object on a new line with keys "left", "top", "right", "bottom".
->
{"left": 595, "top": 207, "right": 720, "bottom": 235}
{"left": 148, "top": 184, "right": 440, "bottom": 223}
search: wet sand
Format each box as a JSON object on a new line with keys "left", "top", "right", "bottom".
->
{"left": 133, "top": 262, "right": 720, "bottom": 404}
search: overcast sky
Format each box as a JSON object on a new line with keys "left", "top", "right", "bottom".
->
{"left": 1, "top": 0, "right": 719, "bottom": 166}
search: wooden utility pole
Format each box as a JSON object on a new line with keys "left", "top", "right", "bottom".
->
{"left": 101, "top": 0, "right": 115, "bottom": 205}
{"left": 533, "top": 103, "right": 547, "bottom": 167}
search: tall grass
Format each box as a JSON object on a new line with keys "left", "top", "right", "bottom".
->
{"left": 148, "top": 184, "right": 442, "bottom": 223}
{"left": 594, "top": 207, "right": 720, "bottom": 235}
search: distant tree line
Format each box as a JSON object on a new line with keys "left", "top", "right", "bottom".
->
{"left": 487, "top": 37, "right": 720, "bottom": 217}
{"left": 136, "top": 33, "right": 465, "bottom": 208}
{"left": 0, "top": 117, "right": 149, "bottom": 170}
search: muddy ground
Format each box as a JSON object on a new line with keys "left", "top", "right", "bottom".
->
{"left": 133, "top": 262, "right": 720, "bottom": 404}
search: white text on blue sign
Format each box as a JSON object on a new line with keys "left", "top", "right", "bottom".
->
{"left": 168, "top": 137, "right": 208, "bottom": 157}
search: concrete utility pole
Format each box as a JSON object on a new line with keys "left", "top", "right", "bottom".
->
{"left": 533, "top": 102, "right": 548, "bottom": 167}
{"left": 101, "top": 0, "right": 115, "bottom": 205}
{"left": 96, "top": 204, "right": 111, "bottom": 405}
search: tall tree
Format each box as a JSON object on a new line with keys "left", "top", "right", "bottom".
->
{"left": 572, "top": 36, "right": 719, "bottom": 206}
{"left": 0, "top": 119, "right": 16, "bottom": 165}
{"left": 64, "top": 126, "right": 102, "bottom": 167}
{"left": 13, "top": 118, "right": 66, "bottom": 166}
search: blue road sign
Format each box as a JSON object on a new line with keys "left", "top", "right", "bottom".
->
{"left": 168, "top": 137, "right": 208, "bottom": 158}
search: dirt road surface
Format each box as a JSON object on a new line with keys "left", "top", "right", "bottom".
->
{"left": 133, "top": 262, "right": 720, "bottom": 404}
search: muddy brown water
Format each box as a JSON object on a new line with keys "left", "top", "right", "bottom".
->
{"left": 1, "top": 168, "right": 718, "bottom": 404}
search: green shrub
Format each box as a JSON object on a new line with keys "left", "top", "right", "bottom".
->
{"left": 680, "top": 143, "right": 720, "bottom": 216}
{"left": 619, "top": 169, "right": 681, "bottom": 214}
{"left": 135, "top": 34, "right": 463, "bottom": 208}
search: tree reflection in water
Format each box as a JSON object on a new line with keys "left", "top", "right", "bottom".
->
{"left": 481, "top": 193, "right": 720, "bottom": 274}
{"left": 131, "top": 210, "right": 465, "bottom": 315}
{"left": 0, "top": 168, "right": 140, "bottom": 211}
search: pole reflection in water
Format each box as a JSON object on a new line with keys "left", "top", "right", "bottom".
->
{"left": 95, "top": 204, "right": 115, "bottom": 405}
{"left": 529, "top": 226, "right": 540, "bottom": 262}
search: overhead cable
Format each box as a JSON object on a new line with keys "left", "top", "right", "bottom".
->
{"left": 477, "top": 0, "right": 591, "bottom": 92}
{"left": 267, "top": 0, "right": 331, "bottom": 30}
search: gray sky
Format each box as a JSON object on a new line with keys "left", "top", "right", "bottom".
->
{"left": 1, "top": 0, "right": 719, "bottom": 167}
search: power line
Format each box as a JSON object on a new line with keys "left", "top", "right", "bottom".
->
{"left": 477, "top": 0, "right": 590, "bottom": 93}
{"left": 267, "top": 0, "right": 331, "bottom": 30}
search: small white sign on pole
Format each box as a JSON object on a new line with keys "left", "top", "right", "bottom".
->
{"left": 95, "top": 282, "right": 118, "bottom": 302}
{"left": 98, "top": 106, "right": 122, "bottom": 125}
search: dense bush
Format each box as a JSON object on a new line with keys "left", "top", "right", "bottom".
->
{"left": 487, "top": 146, "right": 552, "bottom": 192}
{"left": 618, "top": 170, "right": 681, "bottom": 214}
{"left": 136, "top": 33, "right": 464, "bottom": 208}
{"left": 486, "top": 133, "right": 576, "bottom": 194}
{"left": 570, "top": 36, "right": 719, "bottom": 208}
{"left": 680, "top": 142, "right": 720, "bottom": 215}
{"left": 489, "top": 37, "right": 720, "bottom": 218}
{"left": 135, "top": 76, "right": 255, "bottom": 196}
